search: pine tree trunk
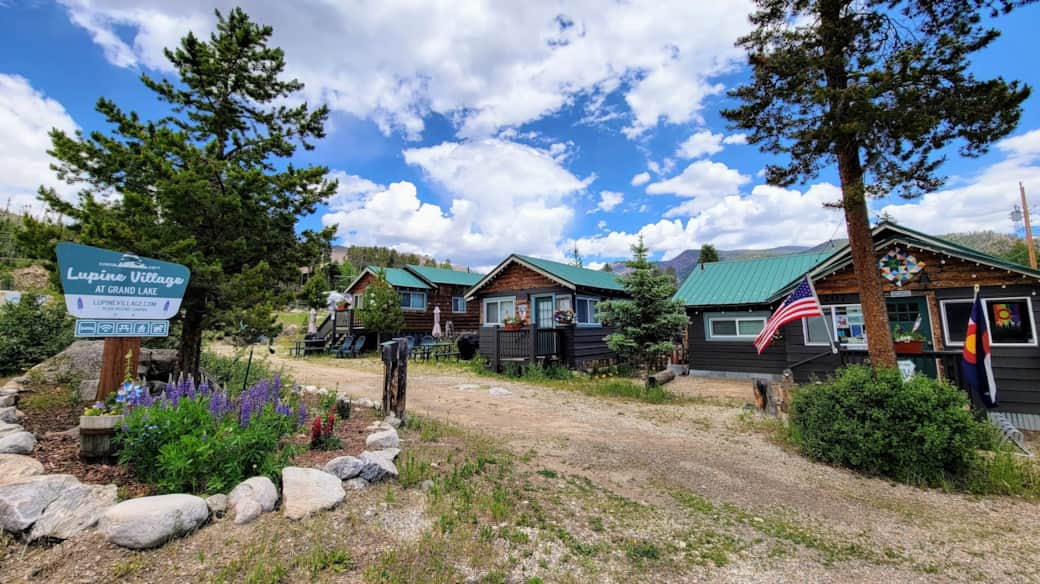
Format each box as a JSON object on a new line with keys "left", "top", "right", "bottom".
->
{"left": 177, "top": 296, "right": 205, "bottom": 382}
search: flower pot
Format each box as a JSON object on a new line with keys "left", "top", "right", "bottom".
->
{"left": 893, "top": 340, "right": 924, "bottom": 355}
{"left": 79, "top": 414, "right": 124, "bottom": 461}
{"left": 503, "top": 323, "right": 524, "bottom": 331}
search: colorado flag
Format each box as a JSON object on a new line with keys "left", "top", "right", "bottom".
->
{"left": 963, "top": 294, "right": 998, "bottom": 408}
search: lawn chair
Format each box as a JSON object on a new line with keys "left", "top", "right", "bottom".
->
{"left": 327, "top": 335, "right": 353, "bottom": 356}
{"left": 341, "top": 335, "right": 366, "bottom": 358}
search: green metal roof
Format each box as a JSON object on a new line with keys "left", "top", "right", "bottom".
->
{"left": 674, "top": 252, "right": 832, "bottom": 307}
{"left": 366, "top": 266, "right": 431, "bottom": 289}
{"left": 515, "top": 255, "right": 626, "bottom": 291}
{"left": 405, "top": 265, "right": 484, "bottom": 287}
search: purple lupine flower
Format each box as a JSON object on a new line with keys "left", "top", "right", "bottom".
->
{"left": 273, "top": 374, "right": 281, "bottom": 398}
{"left": 239, "top": 397, "right": 253, "bottom": 427}
{"left": 296, "top": 402, "right": 307, "bottom": 426}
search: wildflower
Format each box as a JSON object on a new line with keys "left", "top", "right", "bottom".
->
{"left": 296, "top": 402, "right": 308, "bottom": 426}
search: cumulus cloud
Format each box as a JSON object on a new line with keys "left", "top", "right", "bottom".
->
{"left": 0, "top": 74, "right": 79, "bottom": 216}
{"left": 58, "top": 0, "right": 753, "bottom": 140}
{"left": 631, "top": 171, "right": 651, "bottom": 186}
{"left": 645, "top": 159, "right": 751, "bottom": 216}
{"left": 676, "top": 130, "right": 725, "bottom": 159}
{"left": 590, "top": 191, "right": 623, "bottom": 213}
{"left": 722, "top": 133, "right": 748, "bottom": 145}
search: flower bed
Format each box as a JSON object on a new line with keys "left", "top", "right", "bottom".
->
{"left": 117, "top": 377, "right": 302, "bottom": 494}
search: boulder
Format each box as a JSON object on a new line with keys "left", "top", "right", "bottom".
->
{"left": 281, "top": 467, "right": 345, "bottom": 520}
{"left": 78, "top": 380, "right": 99, "bottom": 403}
{"left": 421, "top": 479, "right": 435, "bottom": 492}
{"left": 232, "top": 497, "right": 263, "bottom": 525}
{"left": 0, "top": 474, "right": 80, "bottom": 533}
{"left": 0, "top": 454, "right": 44, "bottom": 485}
{"left": 0, "top": 394, "right": 15, "bottom": 408}
{"left": 138, "top": 348, "right": 178, "bottom": 382}
{"left": 0, "top": 407, "right": 18, "bottom": 424}
{"left": 228, "top": 476, "right": 278, "bottom": 514}
{"left": 365, "top": 429, "right": 400, "bottom": 450}
{"left": 343, "top": 478, "right": 369, "bottom": 491}
{"left": 488, "top": 387, "right": 512, "bottom": 397}
{"left": 324, "top": 456, "right": 364, "bottom": 480}
{"left": 384, "top": 415, "right": 402, "bottom": 429}
{"left": 28, "top": 341, "right": 104, "bottom": 384}
{"left": 365, "top": 421, "right": 394, "bottom": 432}
{"left": 0, "top": 421, "right": 24, "bottom": 438}
{"left": 0, "top": 432, "right": 35, "bottom": 455}
{"left": 30, "top": 483, "right": 118, "bottom": 541}
{"left": 359, "top": 451, "right": 399, "bottom": 483}
{"left": 205, "top": 494, "right": 228, "bottom": 516}
{"left": 100, "top": 494, "right": 209, "bottom": 549}
{"left": 365, "top": 448, "right": 400, "bottom": 462}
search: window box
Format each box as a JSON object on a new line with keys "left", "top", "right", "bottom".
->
{"left": 893, "top": 340, "right": 924, "bottom": 354}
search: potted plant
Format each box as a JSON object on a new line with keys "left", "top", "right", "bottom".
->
{"left": 553, "top": 308, "right": 575, "bottom": 326}
{"left": 893, "top": 330, "right": 926, "bottom": 354}
{"left": 80, "top": 352, "right": 144, "bottom": 461}
{"left": 503, "top": 315, "right": 527, "bottom": 331}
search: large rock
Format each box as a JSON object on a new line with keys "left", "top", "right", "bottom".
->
{"left": 78, "top": 380, "right": 99, "bottom": 403}
{"left": 281, "top": 467, "right": 345, "bottom": 520}
{"left": 228, "top": 476, "right": 278, "bottom": 524}
{"left": 343, "top": 477, "right": 369, "bottom": 491}
{"left": 0, "top": 454, "right": 44, "bottom": 485}
{"left": 0, "top": 394, "right": 15, "bottom": 408}
{"left": 365, "top": 429, "right": 400, "bottom": 450}
{"left": 0, "top": 474, "right": 79, "bottom": 533}
{"left": 138, "top": 348, "right": 178, "bottom": 382}
{"left": 205, "top": 494, "right": 228, "bottom": 516}
{"left": 0, "top": 407, "right": 18, "bottom": 424}
{"left": 30, "top": 483, "right": 117, "bottom": 541}
{"left": 359, "top": 451, "right": 399, "bottom": 483}
{"left": 0, "top": 421, "right": 24, "bottom": 438}
{"left": 28, "top": 341, "right": 105, "bottom": 385}
{"left": 100, "top": 494, "right": 209, "bottom": 549}
{"left": 0, "top": 432, "right": 35, "bottom": 454}
{"left": 324, "top": 456, "right": 364, "bottom": 480}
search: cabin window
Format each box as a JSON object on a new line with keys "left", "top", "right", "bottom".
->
{"left": 704, "top": 313, "right": 767, "bottom": 341}
{"left": 483, "top": 297, "right": 516, "bottom": 326}
{"left": 829, "top": 305, "right": 867, "bottom": 348}
{"left": 353, "top": 294, "right": 364, "bottom": 309}
{"left": 452, "top": 296, "right": 466, "bottom": 313}
{"left": 940, "top": 300, "right": 973, "bottom": 346}
{"left": 984, "top": 297, "right": 1036, "bottom": 346}
{"left": 399, "top": 290, "right": 427, "bottom": 310}
{"left": 802, "top": 315, "right": 834, "bottom": 346}
{"left": 576, "top": 297, "right": 600, "bottom": 326}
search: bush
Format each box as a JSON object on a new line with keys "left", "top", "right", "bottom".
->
{"left": 0, "top": 294, "right": 73, "bottom": 374}
{"left": 200, "top": 350, "right": 290, "bottom": 395}
{"left": 117, "top": 377, "right": 302, "bottom": 493}
{"left": 789, "top": 365, "right": 988, "bottom": 485}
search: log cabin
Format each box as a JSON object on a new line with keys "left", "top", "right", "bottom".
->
{"left": 465, "top": 254, "right": 628, "bottom": 371}
{"left": 675, "top": 221, "right": 1040, "bottom": 429}
{"left": 343, "top": 265, "right": 483, "bottom": 337}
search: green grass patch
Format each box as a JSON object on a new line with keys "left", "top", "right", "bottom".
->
{"left": 624, "top": 540, "right": 661, "bottom": 562}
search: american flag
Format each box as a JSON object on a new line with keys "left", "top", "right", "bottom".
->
{"left": 754, "top": 275, "right": 823, "bottom": 354}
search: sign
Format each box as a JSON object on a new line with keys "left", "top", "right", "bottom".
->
{"left": 889, "top": 290, "right": 912, "bottom": 298}
{"left": 56, "top": 243, "right": 190, "bottom": 320}
{"left": 75, "top": 319, "right": 170, "bottom": 337}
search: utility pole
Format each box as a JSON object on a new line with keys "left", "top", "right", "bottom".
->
{"left": 1020, "top": 182, "right": 1037, "bottom": 269}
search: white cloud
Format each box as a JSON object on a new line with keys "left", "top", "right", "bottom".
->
{"left": 676, "top": 130, "right": 724, "bottom": 159}
{"left": 58, "top": 0, "right": 754, "bottom": 140}
{"left": 0, "top": 74, "right": 79, "bottom": 216}
{"left": 645, "top": 159, "right": 751, "bottom": 216}
{"left": 597, "top": 220, "right": 608, "bottom": 230}
{"left": 722, "top": 133, "right": 748, "bottom": 145}
{"left": 590, "top": 190, "right": 623, "bottom": 213}
{"left": 323, "top": 139, "right": 590, "bottom": 266}
{"left": 630, "top": 171, "right": 651, "bottom": 186}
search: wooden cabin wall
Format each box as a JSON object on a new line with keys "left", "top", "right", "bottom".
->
{"left": 686, "top": 307, "right": 788, "bottom": 376}
{"left": 346, "top": 274, "right": 480, "bottom": 336}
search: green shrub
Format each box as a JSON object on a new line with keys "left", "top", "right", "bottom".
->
{"left": 200, "top": 350, "right": 289, "bottom": 394}
{"left": 789, "top": 365, "right": 987, "bottom": 485}
{"left": 0, "top": 294, "right": 73, "bottom": 374}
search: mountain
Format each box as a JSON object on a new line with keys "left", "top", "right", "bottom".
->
{"left": 939, "top": 231, "right": 1021, "bottom": 258}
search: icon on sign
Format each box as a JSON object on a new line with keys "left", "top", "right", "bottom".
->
{"left": 98, "top": 322, "right": 115, "bottom": 334}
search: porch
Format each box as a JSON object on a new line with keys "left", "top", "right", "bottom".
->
{"left": 482, "top": 326, "right": 571, "bottom": 372}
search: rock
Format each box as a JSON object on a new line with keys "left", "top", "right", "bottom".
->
{"left": 384, "top": 415, "right": 402, "bottom": 429}
{"left": 30, "top": 483, "right": 117, "bottom": 541}
{"left": 228, "top": 476, "right": 278, "bottom": 523}
{"left": 365, "top": 421, "right": 394, "bottom": 432}
{"left": 138, "top": 348, "right": 178, "bottom": 382}
{"left": 489, "top": 387, "right": 512, "bottom": 397}
{"left": 343, "top": 478, "right": 369, "bottom": 491}
{"left": 355, "top": 397, "right": 375, "bottom": 409}
{"left": 205, "top": 494, "right": 228, "bottom": 515}
{"left": 0, "top": 407, "right": 18, "bottom": 424}
{"left": 365, "top": 429, "right": 400, "bottom": 450}
{"left": 302, "top": 385, "right": 318, "bottom": 394}
{"left": 421, "top": 480, "right": 435, "bottom": 492}
{"left": 359, "top": 451, "right": 399, "bottom": 483}
{"left": 0, "top": 454, "right": 44, "bottom": 485}
{"left": 0, "top": 432, "right": 35, "bottom": 454}
{"left": 0, "top": 474, "right": 80, "bottom": 532}
{"left": 27, "top": 341, "right": 105, "bottom": 385}
{"left": 78, "top": 380, "right": 99, "bottom": 403}
{"left": 454, "top": 384, "right": 481, "bottom": 391}
{"left": 0, "top": 421, "right": 24, "bottom": 438}
{"left": 0, "top": 394, "right": 15, "bottom": 408}
{"left": 100, "top": 494, "right": 209, "bottom": 549}
{"left": 281, "top": 467, "right": 345, "bottom": 520}
{"left": 45, "top": 426, "right": 79, "bottom": 439}
{"left": 12, "top": 265, "right": 49, "bottom": 290}
{"left": 232, "top": 497, "right": 263, "bottom": 525}
{"left": 324, "top": 456, "right": 364, "bottom": 480}
{"left": 364, "top": 448, "right": 400, "bottom": 462}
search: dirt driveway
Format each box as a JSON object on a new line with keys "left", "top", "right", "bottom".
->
{"left": 267, "top": 352, "right": 1040, "bottom": 583}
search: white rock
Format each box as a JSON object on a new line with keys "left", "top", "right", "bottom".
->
{"left": 488, "top": 387, "right": 512, "bottom": 397}
{"left": 0, "top": 454, "right": 44, "bottom": 486}
{"left": 78, "top": 380, "right": 99, "bottom": 402}
{"left": 0, "top": 474, "right": 80, "bottom": 532}
{"left": 362, "top": 448, "right": 401, "bottom": 462}
{"left": 232, "top": 497, "right": 263, "bottom": 525}
{"left": 228, "top": 476, "right": 278, "bottom": 513}
{"left": 421, "top": 480, "right": 435, "bottom": 492}
{"left": 0, "top": 432, "right": 35, "bottom": 455}
{"left": 302, "top": 385, "right": 318, "bottom": 394}
{"left": 100, "top": 494, "right": 209, "bottom": 549}
{"left": 30, "top": 483, "right": 117, "bottom": 541}
{"left": 281, "top": 467, "right": 345, "bottom": 520}
{"left": 454, "top": 384, "right": 481, "bottom": 391}
{"left": 355, "top": 397, "right": 376, "bottom": 409}
{"left": 0, "top": 394, "right": 15, "bottom": 408}
{"left": 205, "top": 494, "right": 228, "bottom": 515}
{"left": 365, "top": 429, "right": 400, "bottom": 450}
{"left": 343, "top": 478, "right": 368, "bottom": 491}
{"left": 365, "top": 421, "right": 394, "bottom": 432}
{"left": 324, "top": 456, "right": 364, "bottom": 480}
{"left": 0, "top": 407, "right": 18, "bottom": 424}
{"left": 384, "top": 415, "right": 402, "bottom": 429}
{"left": 0, "top": 421, "right": 24, "bottom": 438}
{"left": 359, "top": 451, "right": 399, "bottom": 483}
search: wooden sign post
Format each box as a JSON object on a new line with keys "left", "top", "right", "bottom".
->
{"left": 97, "top": 337, "right": 141, "bottom": 402}
{"left": 381, "top": 338, "right": 409, "bottom": 423}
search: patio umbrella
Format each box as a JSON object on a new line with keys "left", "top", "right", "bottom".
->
{"left": 432, "top": 305, "right": 442, "bottom": 338}
{"left": 307, "top": 308, "right": 317, "bottom": 334}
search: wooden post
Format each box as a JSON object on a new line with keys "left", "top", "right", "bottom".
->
{"left": 1021, "top": 182, "right": 1037, "bottom": 269}
{"left": 492, "top": 327, "right": 501, "bottom": 373}
{"left": 395, "top": 339, "right": 408, "bottom": 424}
{"left": 96, "top": 337, "right": 141, "bottom": 402}
{"left": 528, "top": 324, "right": 537, "bottom": 365}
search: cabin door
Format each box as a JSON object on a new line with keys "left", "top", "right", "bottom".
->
{"left": 532, "top": 295, "right": 557, "bottom": 357}
{"left": 886, "top": 296, "right": 937, "bottom": 378}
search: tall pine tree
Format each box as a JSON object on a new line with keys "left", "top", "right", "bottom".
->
{"left": 357, "top": 270, "right": 405, "bottom": 345}
{"left": 698, "top": 244, "right": 720, "bottom": 264}
{"left": 40, "top": 8, "right": 336, "bottom": 376}
{"left": 723, "top": 0, "right": 1030, "bottom": 368}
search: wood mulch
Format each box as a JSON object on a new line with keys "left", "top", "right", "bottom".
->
{"left": 288, "top": 397, "right": 379, "bottom": 469}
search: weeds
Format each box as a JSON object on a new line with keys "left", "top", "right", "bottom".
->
{"left": 624, "top": 540, "right": 661, "bottom": 562}
{"left": 398, "top": 453, "right": 432, "bottom": 488}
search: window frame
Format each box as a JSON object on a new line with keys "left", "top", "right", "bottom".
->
{"left": 704, "top": 313, "right": 769, "bottom": 341}
{"left": 451, "top": 296, "right": 466, "bottom": 313}
{"left": 826, "top": 304, "right": 868, "bottom": 349}
{"left": 353, "top": 293, "right": 364, "bottom": 310}
{"left": 939, "top": 299, "right": 973, "bottom": 347}
{"left": 802, "top": 312, "right": 834, "bottom": 347}
{"left": 983, "top": 296, "right": 1037, "bottom": 347}
{"left": 399, "top": 289, "right": 427, "bottom": 311}
{"left": 575, "top": 296, "right": 601, "bottom": 327}
{"left": 482, "top": 296, "right": 516, "bottom": 327}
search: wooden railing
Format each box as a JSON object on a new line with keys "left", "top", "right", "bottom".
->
{"left": 489, "top": 326, "right": 566, "bottom": 371}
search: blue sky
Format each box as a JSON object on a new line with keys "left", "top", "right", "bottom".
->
{"left": 2, "top": 1, "right": 1040, "bottom": 271}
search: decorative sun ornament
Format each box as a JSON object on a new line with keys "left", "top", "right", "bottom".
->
{"left": 879, "top": 247, "right": 925, "bottom": 287}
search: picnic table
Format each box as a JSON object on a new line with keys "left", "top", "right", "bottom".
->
{"left": 290, "top": 337, "right": 326, "bottom": 357}
{"left": 412, "top": 341, "right": 458, "bottom": 362}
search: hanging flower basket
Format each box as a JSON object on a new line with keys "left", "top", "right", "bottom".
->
{"left": 553, "top": 309, "right": 575, "bottom": 326}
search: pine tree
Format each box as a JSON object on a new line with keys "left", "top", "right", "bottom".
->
{"left": 600, "top": 262, "right": 614, "bottom": 272}
{"left": 698, "top": 244, "right": 720, "bottom": 264}
{"left": 723, "top": 0, "right": 1030, "bottom": 368}
{"left": 300, "top": 273, "right": 330, "bottom": 310}
{"left": 569, "top": 243, "right": 584, "bottom": 268}
{"left": 597, "top": 238, "right": 688, "bottom": 386}
{"left": 39, "top": 8, "right": 336, "bottom": 377}
{"left": 357, "top": 269, "right": 404, "bottom": 345}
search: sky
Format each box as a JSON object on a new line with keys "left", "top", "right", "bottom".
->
{"left": 2, "top": 1, "right": 1040, "bottom": 272}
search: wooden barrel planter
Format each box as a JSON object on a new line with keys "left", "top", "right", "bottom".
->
{"left": 80, "top": 415, "right": 124, "bottom": 462}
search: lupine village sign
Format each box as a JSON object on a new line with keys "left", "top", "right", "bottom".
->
{"left": 56, "top": 242, "right": 190, "bottom": 336}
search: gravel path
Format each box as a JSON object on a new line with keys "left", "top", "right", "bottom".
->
{"left": 262, "top": 352, "right": 1040, "bottom": 582}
